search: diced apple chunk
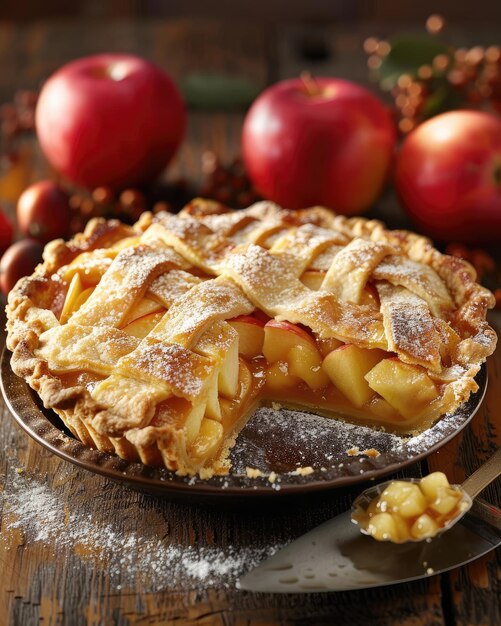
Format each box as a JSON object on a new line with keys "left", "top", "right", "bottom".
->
{"left": 228, "top": 315, "right": 265, "bottom": 358}
{"left": 419, "top": 472, "right": 451, "bottom": 501}
{"left": 184, "top": 401, "right": 207, "bottom": 446}
{"left": 262, "top": 320, "right": 327, "bottom": 390}
{"left": 62, "top": 250, "right": 116, "bottom": 284}
{"left": 189, "top": 418, "right": 224, "bottom": 463}
{"left": 196, "top": 324, "right": 240, "bottom": 400}
{"left": 73, "top": 287, "right": 94, "bottom": 312}
{"left": 366, "top": 513, "right": 398, "bottom": 542}
{"left": 429, "top": 486, "right": 462, "bottom": 516}
{"left": 365, "top": 359, "right": 439, "bottom": 419}
{"left": 263, "top": 320, "right": 316, "bottom": 364}
{"left": 122, "top": 297, "right": 164, "bottom": 326}
{"left": 316, "top": 336, "right": 343, "bottom": 358}
{"left": 359, "top": 284, "right": 379, "bottom": 308}
{"left": 204, "top": 374, "right": 222, "bottom": 421}
{"left": 369, "top": 396, "right": 401, "bottom": 422}
{"left": 392, "top": 514, "right": 411, "bottom": 542}
{"left": 265, "top": 362, "right": 300, "bottom": 392}
{"left": 322, "top": 345, "right": 385, "bottom": 407}
{"left": 410, "top": 514, "right": 439, "bottom": 540}
{"left": 300, "top": 270, "right": 325, "bottom": 290}
{"left": 379, "top": 481, "right": 427, "bottom": 518}
{"left": 217, "top": 333, "right": 239, "bottom": 399}
{"left": 60, "top": 272, "right": 84, "bottom": 324}
{"left": 122, "top": 312, "right": 164, "bottom": 339}
{"left": 219, "top": 360, "right": 254, "bottom": 427}
{"left": 288, "top": 344, "right": 329, "bottom": 390}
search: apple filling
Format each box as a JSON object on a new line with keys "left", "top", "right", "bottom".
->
{"left": 53, "top": 256, "right": 448, "bottom": 473}
{"left": 352, "top": 472, "right": 469, "bottom": 543}
{"left": 229, "top": 314, "right": 442, "bottom": 428}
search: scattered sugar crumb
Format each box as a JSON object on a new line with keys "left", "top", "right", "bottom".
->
{"left": 278, "top": 362, "right": 288, "bottom": 374}
{"left": 426, "top": 567, "right": 435, "bottom": 575}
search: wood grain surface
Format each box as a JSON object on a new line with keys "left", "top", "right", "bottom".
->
{"left": 0, "top": 18, "right": 499, "bottom": 626}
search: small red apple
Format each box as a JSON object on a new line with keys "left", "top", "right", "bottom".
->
{"left": 17, "top": 180, "right": 71, "bottom": 243}
{"left": 36, "top": 54, "right": 186, "bottom": 190}
{"left": 0, "top": 239, "right": 44, "bottom": 295}
{"left": 395, "top": 110, "right": 501, "bottom": 244}
{"left": 242, "top": 76, "right": 396, "bottom": 214}
{"left": 0, "top": 211, "right": 13, "bottom": 254}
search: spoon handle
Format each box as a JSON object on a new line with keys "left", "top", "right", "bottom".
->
{"left": 461, "top": 447, "right": 501, "bottom": 499}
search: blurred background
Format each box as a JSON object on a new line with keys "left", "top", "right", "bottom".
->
{"left": 0, "top": 0, "right": 500, "bottom": 298}
{"left": 1, "top": 1, "right": 500, "bottom": 182}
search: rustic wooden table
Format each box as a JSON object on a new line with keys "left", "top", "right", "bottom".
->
{"left": 0, "top": 19, "right": 499, "bottom": 626}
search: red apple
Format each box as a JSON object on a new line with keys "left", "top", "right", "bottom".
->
{"left": 242, "top": 77, "right": 396, "bottom": 214}
{"left": 395, "top": 110, "right": 501, "bottom": 244}
{"left": 0, "top": 211, "right": 13, "bottom": 255}
{"left": 35, "top": 54, "right": 186, "bottom": 190}
{"left": 0, "top": 239, "right": 44, "bottom": 295}
{"left": 17, "top": 180, "right": 71, "bottom": 243}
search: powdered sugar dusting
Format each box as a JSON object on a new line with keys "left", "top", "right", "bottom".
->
{"left": 229, "top": 395, "right": 481, "bottom": 476}
{"left": 2, "top": 468, "right": 282, "bottom": 591}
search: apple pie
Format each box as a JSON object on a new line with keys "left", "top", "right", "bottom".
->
{"left": 6, "top": 199, "right": 497, "bottom": 477}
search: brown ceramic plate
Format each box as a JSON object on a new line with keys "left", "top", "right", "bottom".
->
{"left": 1, "top": 347, "right": 487, "bottom": 500}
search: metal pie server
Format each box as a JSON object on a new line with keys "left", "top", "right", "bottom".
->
{"left": 238, "top": 454, "right": 501, "bottom": 593}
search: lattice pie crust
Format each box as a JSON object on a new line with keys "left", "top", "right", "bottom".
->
{"left": 6, "top": 200, "right": 497, "bottom": 477}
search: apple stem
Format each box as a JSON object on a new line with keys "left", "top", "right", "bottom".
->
{"left": 300, "top": 71, "right": 322, "bottom": 97}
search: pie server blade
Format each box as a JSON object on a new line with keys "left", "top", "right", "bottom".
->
{"left": 238, "top": 498, "right": 501, "bottom": 593}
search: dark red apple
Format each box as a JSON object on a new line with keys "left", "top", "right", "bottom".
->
{"left": 242, "top": 76, "right": 396, "bottom": 214}
{"left": 0, "top": 239, "right": 44, "bottom": 295}
{"left": 17, "top": 180, "right": 71, "bottom": 243}
{"left": 36, "top": 54, "right": 186, "bottom": 190}
{"left": 0, "top": 211, "right": 13, "bottom": 254}
{"left": 395, "top": 110, "right": 501, "bottom": 244}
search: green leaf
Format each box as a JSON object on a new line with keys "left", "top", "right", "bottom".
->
{"left": 378, "top": 36, "right": 451, "bottom": 88}
{"left": 181, "top": 73, "right": 261, "bottom": 111}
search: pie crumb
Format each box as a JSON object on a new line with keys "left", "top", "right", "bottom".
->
{"left": 268, "top": 471, "right": 277, "bottom": 483}
{"left": 426, "top": 567, "right": 435, "bottom": 575}
{"left": 347, "top": 447, "right": 380, "bottom": 458}
{"left": 362, "top": 448, "right": 380, "bottom": 458}
{"left": 245, "top": 467, "right": 263, "bottom": 478}
{"left": 198, "top": 468, "right": 214, "bottom": 480}
{"left": 292, "top": 466, "right": 314, "bottom": 476}
{"left": 271, "top": 402, "right": 282, "bottom": 411}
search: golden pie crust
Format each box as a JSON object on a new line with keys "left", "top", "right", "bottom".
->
{"left": 6, "top": 199, "right": 497, "bottom": 477}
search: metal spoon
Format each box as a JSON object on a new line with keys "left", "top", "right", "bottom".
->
{"left": 351, "top": 446, "right": 501, "bottom": 543}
